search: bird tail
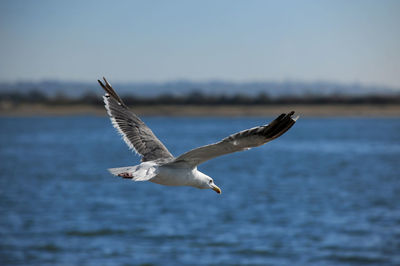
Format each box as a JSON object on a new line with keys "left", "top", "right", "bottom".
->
{"left": 108, "top": 166, "right": 136, "bottom": 177}
{"left": 108, "top": 163, "right": 158, "bottom": 181}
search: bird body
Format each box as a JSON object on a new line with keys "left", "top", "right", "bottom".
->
{"left": 109, "top": 162, "right": 216, "bottom": 190}
{"left": 152, "top": 166, "right": 211, "bottom": 189}
{"left": 98, "top": 77, "right": 298, "bottom": 194}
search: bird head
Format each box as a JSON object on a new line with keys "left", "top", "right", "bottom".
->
{"left": 208, "top": 178, "right": 222, "bottom": 194}
{"left": 196, "top": 171, "right": 221, "bottom": 194}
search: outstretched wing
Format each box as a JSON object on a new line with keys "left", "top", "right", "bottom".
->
{"left": 98, "top": 77, "right": 174, "bottom": 162}
{"left": 168, "top": 112, "right": 298, "bottom": 167}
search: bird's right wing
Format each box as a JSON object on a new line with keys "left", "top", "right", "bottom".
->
{"left": 98, "top": 77, "right": 174, "bottom": 162}
{"left": 168, "top": 112, "right": 298, "bottom": 168}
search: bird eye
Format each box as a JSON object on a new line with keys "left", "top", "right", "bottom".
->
{"left": 209, "top": 180, "right": 213, "bottom": 184}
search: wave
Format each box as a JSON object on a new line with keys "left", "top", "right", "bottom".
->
{"left": 65, "top": 228, "right": 126, "bottom": 237}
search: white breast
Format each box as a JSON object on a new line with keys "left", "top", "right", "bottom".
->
{"left": 150, "top": 166, "right": 197, "bottom": 186}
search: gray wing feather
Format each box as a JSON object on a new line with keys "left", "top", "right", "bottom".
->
{"left": 169, "top": 112, "right": 298, "bottom": 167}
{"left": 98, "top": 77, "right": 174, "bottom": 162}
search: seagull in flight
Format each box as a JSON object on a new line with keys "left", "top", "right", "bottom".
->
{"left": 98, "top": 77, "right": 298, "bottom": 194}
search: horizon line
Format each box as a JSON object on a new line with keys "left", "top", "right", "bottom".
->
{"left": 0, "top": 78, "right": 399, "bottom": 90}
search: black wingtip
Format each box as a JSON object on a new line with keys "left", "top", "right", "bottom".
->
{"left": 263, "top": 111, "right": 298, "bottom": 139}
{"left": 289, "top": 111, "right": 300, "bottom": 122}
{"left": 98, "top": 79, "right": 106, "bottom": 89}
{"left": 103, "top": 77, "right": 112, "bottom": 88}
{"left": 97, "top": 77, "right": 127, "bottom": 108}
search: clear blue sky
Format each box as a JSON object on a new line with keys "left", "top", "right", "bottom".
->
{"left": 1, "top": 0, "right": 399, "bottom": 88}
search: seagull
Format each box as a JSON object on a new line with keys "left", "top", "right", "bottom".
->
{"left": 98, "top": 77, "right": 298, "bottom": 194}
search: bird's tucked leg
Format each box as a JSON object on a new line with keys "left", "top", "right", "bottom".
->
{"left": 118, "top": 172, "right": 133, "bottom": 179}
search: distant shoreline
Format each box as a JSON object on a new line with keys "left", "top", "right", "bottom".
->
{"left": 1, "top": 104, "right": 400, "bottom": 117}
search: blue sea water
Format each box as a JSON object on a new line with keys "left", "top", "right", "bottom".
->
{"left": 0, "top": 116, "right": 399, "bottom": 265}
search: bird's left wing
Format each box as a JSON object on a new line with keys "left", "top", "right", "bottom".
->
{"left": 167, "top": 111, "right": 298, "bottom": 168}
{"left": 98, "top": 77, "right": 174, "bottom": 162}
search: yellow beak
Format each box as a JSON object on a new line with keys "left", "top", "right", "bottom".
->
{"left": 211, "top": 184, "right": 222, "bottom": 194}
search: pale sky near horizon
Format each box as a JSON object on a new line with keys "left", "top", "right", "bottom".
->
{"left": 0, "top": 0, "right": 399, "bottom": 88}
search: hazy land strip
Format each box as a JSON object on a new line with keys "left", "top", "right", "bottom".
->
{"left": 1, "top": 104, "right": 400, "bottom": 117}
